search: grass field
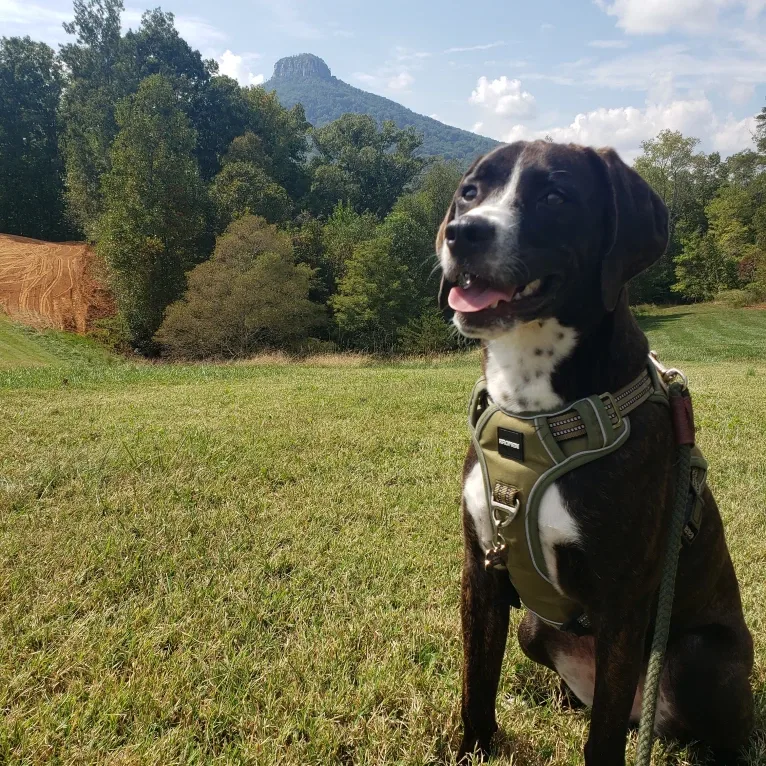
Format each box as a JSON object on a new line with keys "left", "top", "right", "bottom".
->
{"left": 0, "top": 305, "right": 764, "bottom": 765}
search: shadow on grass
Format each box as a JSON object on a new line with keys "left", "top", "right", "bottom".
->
{"left": 634, "top": 312, "right": 694, "bottom": 334}
{"left": 492, "top": 664, "right": 766, "bottom": 765}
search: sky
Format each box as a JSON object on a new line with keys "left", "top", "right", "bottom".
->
{"left": 3, "top": 0, "right": 766, "bottom": 160}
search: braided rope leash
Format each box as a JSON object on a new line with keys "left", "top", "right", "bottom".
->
{"left": 635, "top": 380, "right": 693, "bottom": 766}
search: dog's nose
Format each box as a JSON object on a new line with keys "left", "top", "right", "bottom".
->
{"left": 445, "top": 217, "right": 495, "bottom": 260}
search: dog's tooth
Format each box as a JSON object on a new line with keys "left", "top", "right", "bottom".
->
{"left": 489, "top": 301, "right": 499, "bottom": 309}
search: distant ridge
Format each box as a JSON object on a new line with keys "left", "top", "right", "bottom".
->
{"left": 265, "top": 54, "right": 499, "bottom": 165}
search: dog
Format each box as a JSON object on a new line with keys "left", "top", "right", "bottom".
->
{"left": 437, "top": 141, "right": 754, "bottom": 765}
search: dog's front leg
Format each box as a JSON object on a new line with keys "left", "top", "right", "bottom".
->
{"left": 585, "top": 601, "right": 651, "bottom": 766}
{"left": 458, "top": 540, "right": 511, "bottom": 762}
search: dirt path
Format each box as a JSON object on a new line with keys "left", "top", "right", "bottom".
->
{"left": 0, "top": 234, "right": 114, "bottom": 332}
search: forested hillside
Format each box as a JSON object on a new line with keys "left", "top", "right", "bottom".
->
{"left": 2, "top": 0, "right": 766, "bottom": 359}
{"left": 265, "top": 54, "right": 499, "bottom": 164}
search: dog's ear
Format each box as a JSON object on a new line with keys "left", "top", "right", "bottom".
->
{"left": 596, "top": 148, "right": 669, "bottom": 311}
{"left": 436, "top": 198, "right": 457, "bottom": 310}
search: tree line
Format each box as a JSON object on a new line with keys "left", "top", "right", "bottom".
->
{"left": 1, "top": 0, "right": 765, "bottom": 358}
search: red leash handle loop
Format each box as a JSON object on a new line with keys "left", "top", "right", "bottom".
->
{"left": 670, "top": 385, "right": 695, "bottom": 447}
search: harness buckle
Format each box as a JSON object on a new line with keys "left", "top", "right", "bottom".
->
{"left": 599, "top": 391, "right": 622, "bottom": 431}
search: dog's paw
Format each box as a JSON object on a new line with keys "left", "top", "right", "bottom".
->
{"left": 457, "top": 724, "right": 497, "bottom": 763}
{"left": 457, "top": 738, "right": 491, "bottom": 764}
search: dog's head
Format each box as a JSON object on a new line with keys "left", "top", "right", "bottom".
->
{"left": 437, "top": 141, "right": 668, "bottom": 339}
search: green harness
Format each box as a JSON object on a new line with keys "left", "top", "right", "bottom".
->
{"left": 468, "top": 356, "right": 708, "bottom": 631}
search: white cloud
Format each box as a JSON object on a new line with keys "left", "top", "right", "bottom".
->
{"left": 470, "top": 76, "right": 537, "bottom": 119}
{"left": 596, "top": 0, "right": 766, "bottom": 35}
{"left": 712, "top": 115, "right": 757, "bottom": 153}
{"left": 353, "top": 72, "right": 378, "bottom": 87}
{"left": 502, "top": 97, "right": 754, "bottom": 160}
{"left": 327, "top": 21, "right": 354, "bottom": 38}
{"left": 579, "top": 43, "right": 766, "bottom": 93}
{"left": 2, "top": 2, "right": 228, "bottom": 51}
{"left": 255, "top": 0, "right": 323, "bottom": 39}
{"left": 445, "top": 41, "right": 504, "bottom": 53}
{"left": 217, "top": 50, "right": 264, "bottom": 86}
{"left": 393, "top": 46, "right": 432, "bottom": 62}
{"left": 728, "top": 81, "right": 756, "bottom": 104}
{"left": 353, "top": 69, "right": 415, "bottom": 93}
{"left": 387, "top": 71, "right": 414, "bottom": 91}
{"left": 472, "top": 121, "right": 485, "bottom": 133}
{"left": 174, "top": 16, "right": 227, "bottom": 48}
{"left": 588, "top": 39, "right": 630, "bottom": 48}
{"left": 0, "top": 0, "right": 69, "bottom": 26}
{"left": 540, "top": 23, "right": 554, "bottom": 31}
{"left": 121, "top": 8, "right": 226, "bottom": 49}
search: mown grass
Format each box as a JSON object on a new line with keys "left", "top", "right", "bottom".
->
{"left": 0, "top": 317, "right": 59, "bottom": 369}
{"left": 0, "top": 315, "right": 116, "bottom": 372}
{"left": 0, "top": 306, "right": 764, "bottom": 765}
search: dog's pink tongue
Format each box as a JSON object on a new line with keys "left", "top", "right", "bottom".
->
{"left": 448, "top": 284, "right": 515, "bottom": 312}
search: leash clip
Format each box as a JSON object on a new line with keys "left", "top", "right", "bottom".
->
{"left": 484, "top": 543, "right": 508, "bottom": 570}
{"left": 649, "top": 351, "right": 688, "bottom": 390}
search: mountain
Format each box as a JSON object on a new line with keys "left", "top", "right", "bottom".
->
{"left": 265, "top": 54, "right": 499, "bottom": 165}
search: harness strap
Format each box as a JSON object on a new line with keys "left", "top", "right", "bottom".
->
{"left": 546, "top": 370, "right": 654, "bottom": 443}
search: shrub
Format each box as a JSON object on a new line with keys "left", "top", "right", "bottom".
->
{"left": 88, "top": 313, "right": 132, "bottom": 353}
{"left": 155, "top": 215, "right": 324, "bottom": 358}
{"left": 397, "top": 308, "right": 458, "bottom": 354}
{"left": 715, "top": 287, "right": 763, "bottom": 308}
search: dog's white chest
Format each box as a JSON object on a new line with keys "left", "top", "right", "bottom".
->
{"left": 538, "top": 484, "right": 580, "bottom": 593}
{"left": 485, "top": 319, "right": 577, "bottom": 412}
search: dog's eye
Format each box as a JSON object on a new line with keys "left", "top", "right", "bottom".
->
{"left": 461, "top": 185, "right": 478, "bottom": 201}
{"left": 544, "top": 191, "right": 565, "bottom": 205}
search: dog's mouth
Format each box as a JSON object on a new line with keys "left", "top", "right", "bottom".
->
{"left": 448, "top": 272, "right": 555, "bottom": 317}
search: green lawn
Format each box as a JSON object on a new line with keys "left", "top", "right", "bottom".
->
{"left": 0, "top": 318, "right": 59, "bottom": 369}
{"left": 0, "top": 307, "right": 764, "bottom": 765}
{"left": 0, "top": 315, "right": 116, "bottom": 373}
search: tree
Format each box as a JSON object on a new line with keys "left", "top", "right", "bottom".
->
{"left": 633, "top": 130, "right": 707, "bottom": 302}
{"left": 321, "top": 202, "right": 379, "bottom": 279}
{"left": 60, "top": 4, "right": 225, "bottom": 232}
{"left": 330, "top": 162, "right": 462, "bottom": 351}
{"left": 187, "top": 75, "right": 250, "bottom": 181}
{"left": 121, "top": 8, "right": 210, "bottom": 91}
{"left": 59, "top": 0, "right": 128, "bottom": 235}
{"left": 242, "top": 87, "right": 311, "bottom": 201}
{"left": 155, "top": 215, "right": 323, "bottom": 358}
{"left": 97, "top": 74, "right": 209, "bottom": 353}
{"left": 210, "top": 133, "right": 292, "bottom": 228}
{"left": 331, "top": 236, "right": 418, "bottom": 350}
{"left": 674, "top": 232, "right": 738, "bottom": 301}
{"left": 309, "top": 114, "right": 427, "bottom": 217}
{"left": 291, "top": 213, "right": 329, "bottom": 303}
{"left": 0, "top": 36, "right": 70, "bottom": 239}
{"left": 383, "top": 161, "right": 462, "bottom": 288}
